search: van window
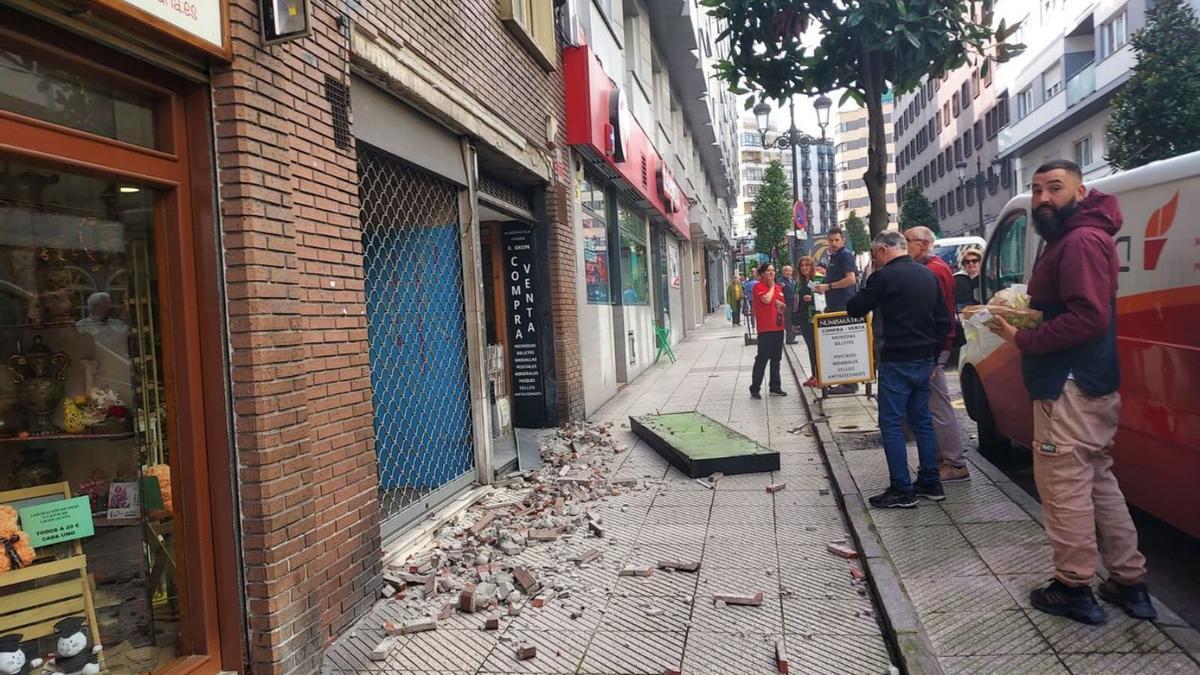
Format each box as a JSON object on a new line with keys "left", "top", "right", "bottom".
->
{"left": 984, "top": 211, "right": 1028, "bottom": 299}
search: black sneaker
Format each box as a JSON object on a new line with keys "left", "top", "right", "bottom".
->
{"left": 1030, "top": 579, "right": 1107, "bottom": 625}
{"left": 1098, "top": 580, "right": 1157, "bottom": 620}
{"left": 868, "top": 488, "right": 918, "bottom": 509}
{"left": 769, "top": 389, "right": 788, "bottom": 397}
{"left": 915, "top": 483, "right": 945, "bottom": 501}
{"left": 750, "top": 390, "right": 762, "bottom": 400}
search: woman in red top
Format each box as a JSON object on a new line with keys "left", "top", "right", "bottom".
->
{"left": 750, "top": 263, "right": 788, "bottom": 399}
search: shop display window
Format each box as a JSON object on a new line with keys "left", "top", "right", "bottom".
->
{"left": 0, "top": 159, "right": 179, "bottom": 673}
{"left": 617, "top": 202, "right": 649, "bottom": 306}
{"left": 580, "top": 174, "right": 611, "bottom": 304}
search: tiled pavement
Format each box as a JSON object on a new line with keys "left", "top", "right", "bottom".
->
{"left": 784, "top": 339, "right": 1200, "bottom": 675}
{"left": 323, "top": 318, "right": 895, "bottom": 674}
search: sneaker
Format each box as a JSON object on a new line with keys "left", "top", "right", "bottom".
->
{"left": 939, "top": 465, "right": 971, "bottom": 483}
{"left": 915, "top": 482, "right": 945, "bottom": 501}
{"left": 1098, "top": 580, "right": 1157, "bottom": 620}
{"left": 749, "top": 390, "right": 762, "bottom": 400}
{"left": 769, "top": 389, "right": 788, "bottom": 397}
{"left": 868, "top": 488, "right": 918, "bottom": 509}
{"left": 1030, "top": 580, "right": 1107, "bottom": 625}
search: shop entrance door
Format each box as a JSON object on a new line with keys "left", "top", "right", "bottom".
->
{"left": 479, "top": 221, "right": 516, "bottom": 471}
{"left": 0, "top": 17, "right": 231, "bottom": 674}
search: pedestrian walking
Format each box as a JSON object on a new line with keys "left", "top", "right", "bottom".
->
{"left": 727, "top": 274, "right": 744, "bottom": 326}
{"left": 749, "top": 263, "right": 787, "bottom": 399}
{"left": 780, "top": 265, "right": 797, "bottom": 344}
{"left": 988, "top": 159, "right": 1154, "bottom": 625}
{"left": 954, "top": 247, "right": 983, "bottom": 311}
{"left": 743, "top": 273, "right": 759, "bottom": 331}
{"left": 795, "top": 256, "right": 819, "bottom": 387}
{"left": 905, "top": 227, "right": 970, "bottom": 483}
{"left": 847, "top": 231, "right": 950, "bottom": 508}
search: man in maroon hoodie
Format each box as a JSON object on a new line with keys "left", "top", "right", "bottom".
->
{"left": 990, "top": 159, "right": 1153, "bottom": 625}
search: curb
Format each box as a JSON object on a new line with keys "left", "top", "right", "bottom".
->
{"left": 783, "top": 346, "right": 946, "bottom": 675}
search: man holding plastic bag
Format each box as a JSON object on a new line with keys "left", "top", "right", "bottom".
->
{"left": 987, "top": 159, "right": 1153, "bottom": 626}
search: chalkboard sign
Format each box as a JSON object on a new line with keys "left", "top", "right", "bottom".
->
{"left": 502, "top": 225, "right": 548, "bottom": 427}
{"left": 814, "top": 311, "right": 875, "bottom": 386}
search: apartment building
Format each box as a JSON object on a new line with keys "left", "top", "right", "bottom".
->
{"left": 836, "top": 100, "right": 899, "bottom": 229}
{"left": 894, "top": 59, "right": 1013, "bottom": 237}
{"left": 564, "top": 0, "right": 739, "bottom": 416}
{"left": 994, "top": 0, "right": 1200, "bottom": 187}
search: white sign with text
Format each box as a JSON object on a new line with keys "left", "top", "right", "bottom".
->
{"left": 814, "top": 312, "right": 874, "bottom": 385}
{"left": 117, "top": 0, "right": 223, "bottom": 48}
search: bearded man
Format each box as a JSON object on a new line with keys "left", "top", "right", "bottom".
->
{"left": 988, "top": 159, "right": 1154, "bottom": 626}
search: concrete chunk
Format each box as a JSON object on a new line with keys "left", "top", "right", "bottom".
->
{"left": 437, "top": 603, "right": 455, "bottom": 620}
{"left": 766, "top": 483, "right": 787, "bottom": 493}
{"left": 588, "top": 520, "right": 606, "bottom": 538}
{"left": 517, "top": 644, "right": 537, "bottom": 660}
{"left": 571, "top": 548, "right": 602, "bottom": 565}
{"left": 528, "top": 527, "right": 564, "bottom": 542}
{"left": 712, "top": 591, "right": 764, "bottom": 606}
{"left": 657, "top": 560, "right": 700, "bottom": 573}
{"left": 386, "top": 617, "right": 436, "bottom": 635}
{"left": 370, "top": 637, "right": 396, "bottom": 661}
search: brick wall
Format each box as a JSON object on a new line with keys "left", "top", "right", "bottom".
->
{"left": 214, "top": 0, "right": 583, "bottom": 672}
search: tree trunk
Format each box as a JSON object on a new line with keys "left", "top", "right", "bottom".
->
{"left": 860, "top": 51, "right": 890, "bottom": 237}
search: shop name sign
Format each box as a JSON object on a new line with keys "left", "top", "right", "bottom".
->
{"left": 19, "top": 497, "right": 95, "bottom": 548}
{"left": 502, "top": 225, "right": 548, "bottom": 427}
{"left": 607, "top": 87, "right": 632, "bottom": 163}
{"left": 814, "top": 312, "right": 875, "bottom": 386}
{"left": 102, "top": 0, "right": 226, "bottom": 54}
{"left": 658, "top": 165, "right": 683, "bottom": 214}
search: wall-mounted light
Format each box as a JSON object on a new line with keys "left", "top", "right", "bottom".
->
{"left": 119, "top": 186, "right": 141, "bottom": 194}
{"left": 261, "top": 0, "right": 311, "bottom": 45}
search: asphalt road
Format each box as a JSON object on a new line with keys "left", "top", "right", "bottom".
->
{"left": 945, "top": 368, "right": 1200, "bottom": 630}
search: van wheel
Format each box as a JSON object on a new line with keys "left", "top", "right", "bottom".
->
{"left": 961, "top": 369, "right": 1011, "bottom": 460}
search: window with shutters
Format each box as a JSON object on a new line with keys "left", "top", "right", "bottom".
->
{"left": 500, "top": 0, "right": 556, "bottom": 70}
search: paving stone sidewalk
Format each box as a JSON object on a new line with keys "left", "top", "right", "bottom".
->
{"left": 322, "top": 319, "right": 895, "bottom": 674}
{"left": 784, "top": 340, "right": 1200, "bottom": 675}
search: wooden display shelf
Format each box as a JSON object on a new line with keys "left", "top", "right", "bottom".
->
{"left": 0, "top": 430, "right": 134, "bottom": 444}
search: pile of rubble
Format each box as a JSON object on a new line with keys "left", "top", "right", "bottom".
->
{"left": 369, "top": 421, "right": 647, "bottom": 663}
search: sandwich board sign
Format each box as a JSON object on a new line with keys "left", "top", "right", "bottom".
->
{"left": 814, "top": 311, "right": 875, "bottom": 386}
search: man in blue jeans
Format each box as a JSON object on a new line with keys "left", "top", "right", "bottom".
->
{"left": 847, "top": 231, "right": 952, "bottom": 508}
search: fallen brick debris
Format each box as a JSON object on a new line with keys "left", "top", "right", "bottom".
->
{"left": 385, "top": 616, "right": 436, "bottom": 635}
{"left": 712, "top": 591, "right": 764, "bottom": 606}
{"left": 517, "top": 644, "right": 537, "bottom": 660}
{"left": 483, "top": 617, "right": 499, "bottom": 630}
{"left": 369, "top": 637, "right": 396, "bottom": 661}
{"left": 766, "top": 482, "right": 787, "bottom": 493}
{"left": 656, "top": 560, "right": 700, "bottom": 573}
{"left": 775, "top": 639, "right": 789, "bottom": 673}
{"left": 826, "top": 542, "right": 859, "bottom": 559}
{"left": 619, "top": 565, "right": 655, "bottom": 577}
{"left": 572, "top": 548, "right": 602, "bottom": 565}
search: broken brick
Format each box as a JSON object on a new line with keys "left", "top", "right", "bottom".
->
{"left": 437, "top": 603, "right": 455, "bottom": 621}
{"left": 386, "top": 617, "right": 436, "bottom": 635}
{"left": 517, "top": 644, "right": 537, "bottom": 660}
{"left": 662, "top": 670, "right": 682, "bottom": 675}
{"left": 514, "top": 567, "right": 541, "bottom": 595}
{"left": 850, "top": 566, "right": 865, "bottom": 581}
{"left": 712, "top": 592, "right": 764, "bottom": 606}
{"left": 766, "top": 483, "right": 787, "bottom": 493}
{"left": 483, "top": 617, "right": 499, "bottom": 631}
{"left": 467, "top": 512, "right": 497, "bottom": 537}
{"left": 619, "top": 566, "right": 655, "bottom": 577}
{"left": 528, "top": 527, "right": 564, "bottom": 542}
{"left": 571, "top": 548, "right": 602, "bottom": 565}
{"left": 532, "top": 597, "right": 545, "bottom": 608}
{"left": 826, "top": 542, "right": 858, "bottom": 560}
{"left": 588, "top": 520, "right": 606, "bottom": 538}
{"left": 775, "top": 639, "right": 789, "bottom": 674}
{"left": 657, "top": 560, "right": 700, "bottom": 573}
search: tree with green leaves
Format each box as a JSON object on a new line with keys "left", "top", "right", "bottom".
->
{"left": 1106, "top": 0, "right": 1200, "bottom": 170}
{"left": 898, "top": 186, "right": 941, "bottom": 235}
{"left": 751, "top": 160, "right": 793, "bottom": 266}
{"left": 844, "top": 210, "right": 870, "bottom": 253}
{"left": 704, "top": 0, "right": 1023, "bottom": 236}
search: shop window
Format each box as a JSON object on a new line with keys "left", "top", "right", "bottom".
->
{"left": 581, "top": 174, "right": 612, "bottom": 304}
{"left": 0, "top": 159, "right": 178, "bottom": 671}
{"left": 1074, "top": 135, "right": 1094, "bottom": 168}
{"left": 500, "top": 0, "right": 557, "bottom": 70}
{"left": 0, "top": 45, "right": 160, "bottom": 149}
{"left": 617, "top": 202, "right": 649, "bottom": 305}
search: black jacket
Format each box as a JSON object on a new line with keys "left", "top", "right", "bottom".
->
{"left": 847, "top": 255, "right": 950, "bottom": 362}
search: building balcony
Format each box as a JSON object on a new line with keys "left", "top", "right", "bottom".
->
{"left": 1065, "top": 62, "right": 1095, "bottom": 108}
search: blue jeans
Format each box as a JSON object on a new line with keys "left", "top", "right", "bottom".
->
{"left": 878, "top": 359, "right": 941, "bottom": 495}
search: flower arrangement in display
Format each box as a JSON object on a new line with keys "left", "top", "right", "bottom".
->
{"left": 142, "top": 464, "right": 173, "bottom": 521}
{"left": 76, "top": 468, "right": 109, "bottom": 514}
{"left": 62, "top": 388, "right": 130, "bottom": 434}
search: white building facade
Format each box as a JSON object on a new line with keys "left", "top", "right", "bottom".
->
{"left": 835, "top": 99, "right": 899, "bottom": 230}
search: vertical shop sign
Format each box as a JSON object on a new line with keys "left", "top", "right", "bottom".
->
{"left": 502, "top": 224, "right": 548, "bottom": 427}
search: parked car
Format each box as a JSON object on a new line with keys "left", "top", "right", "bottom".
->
{"left": 959, "top": 150, "right": 1200, "bottom": 539}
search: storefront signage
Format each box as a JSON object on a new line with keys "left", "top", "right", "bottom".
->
{"left": 91, "top": 0, "right": 229, "bottom": 56}
{"left": 502, "top": 225, "right": 548, "bottom": 427}
{"left": 608, "top": 87, "right": 631, "bottom": 163}
{"left": 19, "top": 496, "right": 95, "bottom": 548}
{"left": 658, "top": 165, "right": 682, "bottom": 214}
{"left": 814, "top": 312, "right": 875, "bottom": 386}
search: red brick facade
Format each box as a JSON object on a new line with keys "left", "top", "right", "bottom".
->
{"left": 212, "top": 0, "right": 583, "bottom": 672}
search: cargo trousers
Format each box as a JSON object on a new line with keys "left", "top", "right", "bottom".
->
{"left": 1032, "top": 381, "right": 1147, "bottom": 587}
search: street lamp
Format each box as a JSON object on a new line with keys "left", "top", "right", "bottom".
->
{"left": 753, "top": 100, "right": 811, "bottom": 259}
{"left": 814, "top": 95, "right": 832, "bottom": 140}
{"left": 956, "top": 158, "right": 989, "bottom": 236}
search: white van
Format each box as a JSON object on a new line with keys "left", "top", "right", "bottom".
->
{"left": 959, "top": 150, "right": 1200, "bottom": 539}
{"left": 933, "top": 235, "right": 987, "bottom": 269}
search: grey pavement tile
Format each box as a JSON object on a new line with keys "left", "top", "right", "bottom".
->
{"left": 878, "top": 524, "right": 970, "bottom": 551}
{"left": 781, "top": 597, "right": 882, "bottom": 636}
{"left": 613, "top": 567, "right": 699, "bottom": 597}
{"left": 771, "top": 505, "right": 846, "bottom": 527}
{"left": 904, "top": 574, "right": 1020, "bottom": 614}
{"left": 778, "top": 561, "right": 865, "bottom": 600}
{"left": 939, "top": 654, "right": 1070, "bottom": 674}
{"left": 1061, "top": 652, "right": 1200, "bottom": 674}
{"left": 708, "top": 506, "right": 778, "bottom": 525}
{"left": 382, "top": 627, "right": 498, "bottom": 672}
{"left": 774, "top": 523, "right": 853, "bottom": 548}
{"left": 1027, "top": 608, "right": 1178, "bottom": 654}
{"left": 777, "top": 544, "right": 858, "bottom": 570}
{"left": 651, "top": 491, "right": 714, "bottom": 508}
{"left": 713, "top": 489, "right": 776, "bottom": 508}
{"left": 713, "top": 473, "right": 776, "bottom": 491}
{"left": 891, "top": 545, "right": 993, "bottom": 578}
{"left": 977, "top": 545, "right": 1055, "bottom": 575}
{"left": 925, "top": 609, "right": 1051, "bottom": 656}
{"left": 629, "top": 542, "right": 704, "bottom": 565}
{"left": 690, "top": 594, "right": 785, "bottom": 634}
{"left": 941, "top": 480, "right": 1009, "bottom": 504}
{"left": 705, "top": 521, "right": 777, "bottom": 542}
{"left": 999, "top": 573, "right": 1054, "bottom": 609}
{"left": 597, "top": 595, "right": 692, "bottom": 632}
{"left": 787, "top": 634, "right": 894, "bottom": 674}
{"left": 639, "top": 523, "right": 707, "bottom": 544}
{"left": 506, "top": 594, "right": 606, "bottom": 633}
{"left": 960, "top": 521, "right": 1049, "bottom": 548}
{"left": 702, "top": 543, "right": 780, "bottom": 570}
{"left": 868, "top": 504, "right": 953, "bottom": 527}
{"left": 477, "top": 628, "right": 589, "bottom": 674}
{"left": 770, "top": 490, "right": 839, "bottom": 507}
{"left": 696, "top": 566, "right": 782, "bottom": 599}
{"left": 682, "top": 632, "right": 783, "bottom": 674}
{"left": 643, "top": 508, "right": 712, "bottom": 525}
{"left": 578, "top": 631, "right": 686, "bottom": 674}
{"left": 943, "top": 500, "right": 1035, "bottom": 524}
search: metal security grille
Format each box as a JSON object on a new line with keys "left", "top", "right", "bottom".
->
{"left": 358, "top": 145, "right": 475, "bottom": 538}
